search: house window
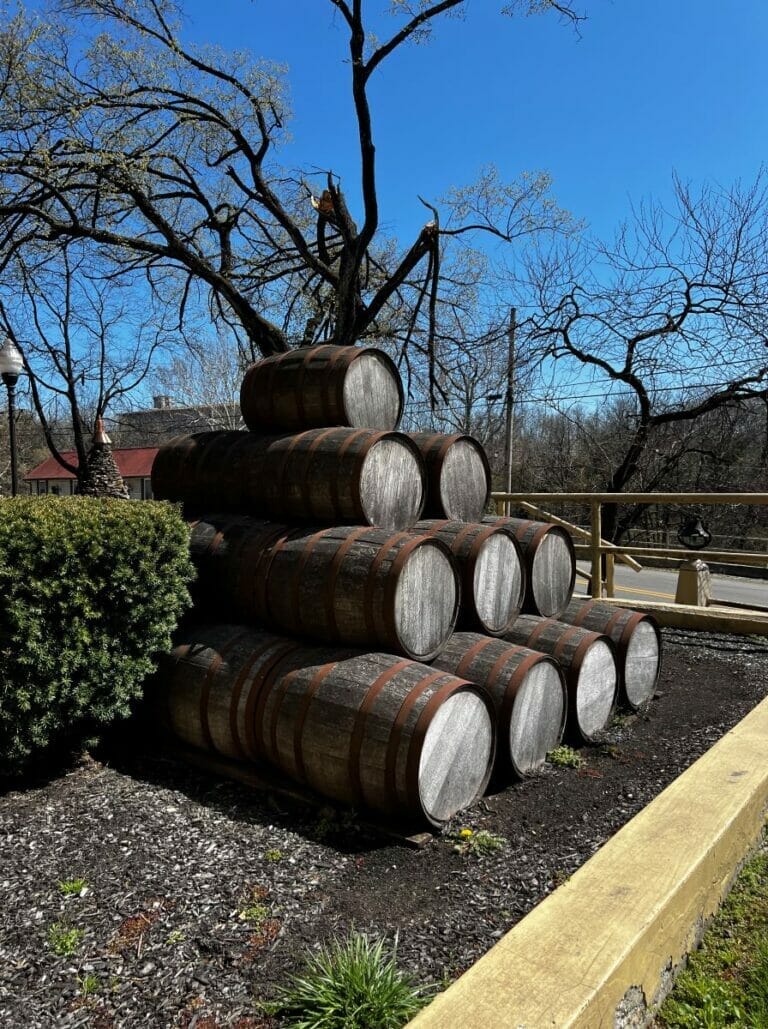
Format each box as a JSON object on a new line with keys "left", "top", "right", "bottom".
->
{"left": 142, "top": 478, "right": 154, "bottom": 500}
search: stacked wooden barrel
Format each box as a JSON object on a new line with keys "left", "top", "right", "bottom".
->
{"left": 151, "top": 344, "right": 662, "bottom": 827}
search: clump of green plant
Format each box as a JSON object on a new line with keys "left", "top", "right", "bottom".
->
{"left": 276, "top": 932, "right": 426, "bottom": 1028}
{"left": 47, "top": 922, "right": 84, "bottom": 956}
{"left": 239, "top": 885, "right": 270, "bottom": 925}
{"left": 58, "top": 877, "right": 88, "bottom": 896}
{"left": 0, "top": 497, "right": 194, "bottom": 775}
{"left": 78, "top": 973, "right": 100, "bottom": 997}
{"left": 264, "top": 849, "right": 282, "bottom": 863}
{"left": 451, "top": 827, "right": 505, "bottom": 857}
{"left": 658, "top": 837, "right": 768, "bottom": 1027}
{"left": 165, "top": 929, "right": 185, "bottom": 946}
{"left": 547, "top": 745, "right": 584, "bottom": 769}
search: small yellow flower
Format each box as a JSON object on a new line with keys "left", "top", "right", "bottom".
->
{"left": 459, "top": 828, "right": 473, "bottom": 839}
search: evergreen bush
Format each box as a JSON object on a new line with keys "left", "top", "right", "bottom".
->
{"left": 0, "top": 496, "right": 194, "bottom": 775}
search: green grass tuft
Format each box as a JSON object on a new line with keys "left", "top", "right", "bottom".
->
{"left": 547, "top": 745, "right": 584, "bottom": 769}
{"left": 58, "top": 877, "right": 88, "bottom": 896}
{"left": 276, "top": 932, "right": 427, "bottom": 1028}
{"left": 47, "top": 922, "right": 84, "bottom": 956}
{"left": 78, "top": 973, "right": 100, "bottom": 997}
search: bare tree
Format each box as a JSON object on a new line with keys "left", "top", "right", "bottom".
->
{"left": 147, "top": 331, "right": 246, "bottom": 432}
{"left": 0, "top": 242, "right": 169, "bottom": 486}
{"left": 523, "top": 174, "right": 768, "bottom": 540}
{"left": 0, "top": 0, "right": 581, "bottom": 396}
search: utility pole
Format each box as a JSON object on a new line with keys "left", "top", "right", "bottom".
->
{"left": 503, "top": 307, "right": 516, "bottom": 515}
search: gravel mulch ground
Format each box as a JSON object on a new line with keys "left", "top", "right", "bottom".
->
{"left": 1, "top": 628, "right": 767, "bottom": 1028}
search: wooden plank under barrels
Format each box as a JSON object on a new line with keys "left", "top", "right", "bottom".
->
{"left": 559, "top": 598, "right": 662, "bottom": 710}
{"left": 239, "top": 344, "right": 404, "bottom": 432}
{"left": 408, "top": 432, "right": 491, "bottom": 522}
{"left": 502, "top": 614, "right": 617, "bottom": 742}
{"left": 433, "top": 631, "right": 566, "bottom": 779}
{"left": 189, "top": 516, "right": 461, "bottom": 662}
{"left": 413, "top": 519, "right": 525, "bottom": 636}
{"left": 151, "top": 428, "right": 425, "bottom": 530}
{"left": 158, "top": 624, "right": 496, "bottom": 827}
{"left": 484, "top": 516, "right": 576, "bottom": 619}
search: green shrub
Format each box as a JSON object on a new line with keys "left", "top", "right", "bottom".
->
{"left": 276, "top": 932, "right": 427, "bottom": 1029}
{"left": 0, "top": 496, "right": 194, "bottom": 775}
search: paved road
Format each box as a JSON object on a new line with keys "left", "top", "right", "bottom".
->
{"left": 574, "top": 562, "right": 768, "bottom": 609}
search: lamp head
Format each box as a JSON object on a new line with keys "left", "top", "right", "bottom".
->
{"left": 0, "top": 337, "right": 24, "bottom": 385}
{"left": 677, "top": 515, "right": 712, "bottom": 550}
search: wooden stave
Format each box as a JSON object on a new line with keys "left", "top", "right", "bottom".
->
{"left": 408, "top": 432, "right": 491, "bottom": 522}
{"left": 501, "top": 614, "right": 618, "bottom": 743}
{"left": 432, "top": 631, "right": 567, "bottom": 779}
{"left": 152, "top": 428, "right": 426, "bottom": 530}
{"left": 413, "top": 519, "right": 526, "bottom": 635}
{"left": 560, "top": 599, "right": 662, "bottom": 710}
{"left": 239, "top": 344, "right": 404, "bottom": 432}
{"left": 188, "top": 516, "right": 461, "bottom": 662}
{"left": 158, "top": 624, "right": 495, "bottom": 826}
{"left": 483, "top": 516, "right": 576, "bottom": 619}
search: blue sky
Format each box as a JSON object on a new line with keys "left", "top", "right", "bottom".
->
{"left": 178, "top": 0, "right": 768, "bottom": 244}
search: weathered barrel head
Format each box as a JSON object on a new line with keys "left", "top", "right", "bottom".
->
{"left": 572, "top": 637, "right": 617, "bottom": 741}
{"left": 418, "top": 687, "right": 495, "bottom": 824}
{"left": 409, "top": 432, "right": 491, "bottom": 522}
{"left": 529, "top": 529, "right": 575, "bottom": 617}
{"left": 473, "top": 530, "right": 525, "bottom": 634}
{"left": 507, "top": 658, "right": 567, "bottom": 777}
{"left": 393, "top": 539, "right": 460, "bottom": 661}
{"left": 623, "top": 619, "right": 661, "bottom": 709}
{"left": 342, "top": 348, "right": 403, "bottom": 429}
{"left": 359, "top": 435, "right": 424, "bottom": 529}
{"left": 438, "top": 438, "right": 490, "bottom": 521}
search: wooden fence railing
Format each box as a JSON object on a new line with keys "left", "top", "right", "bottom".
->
{"left": 491, "top": 492, "right": 768, "bottom": 601}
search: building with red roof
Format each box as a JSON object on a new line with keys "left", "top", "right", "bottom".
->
{"left": 24, "top": 447, "right": 158, "bottom": 500}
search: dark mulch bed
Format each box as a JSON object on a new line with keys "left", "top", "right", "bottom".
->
{"left": 1, "top": 629, "right": 767, "bottom": 1028}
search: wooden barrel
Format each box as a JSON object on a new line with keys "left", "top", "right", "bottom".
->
{"left": 502, "top": 615, "right": 617, "bottom": 742}
{"left": 413, "top": 519, "right": 525, "bottom": 636}
{"left": 159, "top": 624, "right": 495, "bottom": 827}
{"left": 559, "top": 599, "right": 661, "bottom": 710}
{"left": 408, "top": 432, "right": 490, "bottom": 522}
{"left": 189, "top": 516, "right": 461, "bottom": 662}
{"left": 484, "top": 516, "right": 575, "bottom": 619}
{"left": 433, "top": 632, "right": 566, "bottom": 779}
{"left": 151, "top": 428, "right": 425, "bottom": 530}
{"left": 239, "top": 344, "right": 404, "bottom": 432}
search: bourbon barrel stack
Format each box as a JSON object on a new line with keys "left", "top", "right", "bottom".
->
{"left": 151, "top": 343, "right": 662, "bottom": 824}
{"left": 151, "top": 346, "right": 501, "bottom": 827}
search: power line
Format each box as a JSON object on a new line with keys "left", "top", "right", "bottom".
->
{"left": 404, "top": 376, "right": 768, "bottom": 409}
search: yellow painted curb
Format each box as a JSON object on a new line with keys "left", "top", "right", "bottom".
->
{"left": 409, "top": 694, "right": 768, "bottom": 1028}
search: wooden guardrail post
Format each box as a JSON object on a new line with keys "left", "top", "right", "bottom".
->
{"left": 590, "top": 501, "right": 602, "bottom": 599}
{"left": 605, "top": 552, "right": 615, "bottom": 598}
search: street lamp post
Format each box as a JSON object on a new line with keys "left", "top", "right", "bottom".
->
{"left": 0, "top": 337, "right": 24, "bottom": 496}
